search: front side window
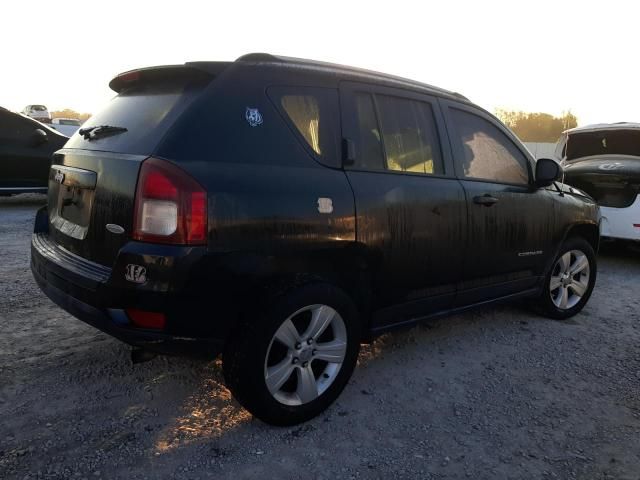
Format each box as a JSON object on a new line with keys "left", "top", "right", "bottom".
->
{"left": 376, "top": 95, "right": 443, "bottom": 175}
{"left": 450, "top": 108, "right": 529, "bottom": 185}
{"left": 269, "top": 87, "right": 341, "bottom": 168}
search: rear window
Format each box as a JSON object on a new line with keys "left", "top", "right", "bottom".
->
{"left": 32, "top": 105, "right": 47, "bottom": 111}
{"left": 65, "top": 76, "right": 209, "bottom": 155}
{"left": 268, "top": 86, "right": 341, "bottom": 168}
{"left": 566, "top": 130, "right": 640, "bottom": 160}
{"left": 58, "top": 119, "right": 80, "bottom": 126}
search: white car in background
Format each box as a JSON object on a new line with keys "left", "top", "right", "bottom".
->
{"left": 557, "top": 123, "right": 640, "bottom": 242}
{"left": 21, "top": 105, "right": 51, "bottom": 123}
{"left": 50, "top": 117, "right": 82, "bottom": 136}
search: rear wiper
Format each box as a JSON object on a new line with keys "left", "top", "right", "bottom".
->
{"left": 79, "top": 125, "right": 128, "bottom": 140}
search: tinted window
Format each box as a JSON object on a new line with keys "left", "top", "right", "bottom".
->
{"left": 376, "top": 95, "right": 443, "bottom": 175}
{"left": 566, "top": 130, "right": 640, "bottom": 160}
{"left": 270, "top": 87, "right": 341, "bottom": 168}
{"left": 450, "top": 108, "right": 529, "bottom": 184}
{"left": 59, "top": 119, "right": 80, "bottom": 126}
{"left": 353, "top": 92, "right": 385, "bottom": 170}
{"left": 65, "top": 78, "right": 208, "bottom": 155}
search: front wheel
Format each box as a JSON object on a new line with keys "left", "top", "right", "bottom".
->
{"left": 534, "top": 237, "right": 597, "bottom": 320}
{"left": 223, "top": 283, "right": 361, "bottom": 426}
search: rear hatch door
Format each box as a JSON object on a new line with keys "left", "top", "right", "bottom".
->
{"left": 47, "top": 64, "right": 223, "bottom": 267}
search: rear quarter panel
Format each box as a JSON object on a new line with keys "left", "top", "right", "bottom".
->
{"left": 155, "top": 63, "right": 359, "bottom": 297}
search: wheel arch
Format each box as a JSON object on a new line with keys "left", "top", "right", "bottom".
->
{"left": 564, "top": 222, "right": 600, "bottom": 253}
{"left": 543, "top": 221, "right": 600, "bottom": 276}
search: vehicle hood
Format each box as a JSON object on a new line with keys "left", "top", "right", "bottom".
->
{"left": 555, "top": 181, "right": 595, "bottom": 202}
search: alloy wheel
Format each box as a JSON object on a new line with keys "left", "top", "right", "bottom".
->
{"left": 264, "top": 304, "right": 347, "bottom": 406}
{"left": 549, "top": 249, "right": 591, "bottom": 310}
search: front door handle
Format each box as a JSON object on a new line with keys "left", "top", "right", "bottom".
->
{"left": 473, "top": 194, "right": 499, "bottom": 206}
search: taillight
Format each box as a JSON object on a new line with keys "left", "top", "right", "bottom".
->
{"left": 126, "top": 308, "right": 166, "bottom": 329}
{"left": 133, "top": 157, "right": 207, "bottom": 245}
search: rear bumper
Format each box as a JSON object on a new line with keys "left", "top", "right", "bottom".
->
{"left": 30, "top": 211, "right": 225, "bottom": 356}
{"left": 600, "top": 196, "right": 640, "bottom": 241}
{"left": 31, "top": 262, "right": 222, "bottom": 356}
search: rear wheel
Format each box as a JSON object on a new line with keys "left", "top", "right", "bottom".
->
{"left": 223, "top": 282, "right": 361, "bottom": 426}
{"left": 534, "top": 237, "right": 597, "bottom": 319}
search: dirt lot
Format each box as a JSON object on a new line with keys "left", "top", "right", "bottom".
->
{"left": 1, "top": 194, "right": 639, "bottom": 480}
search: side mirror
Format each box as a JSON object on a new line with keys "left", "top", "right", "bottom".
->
{"left": 535, "top": 158, "right": 562, "bottom": 187}
{"left": 31, "top": 128, "right": 48, "bottom": 146}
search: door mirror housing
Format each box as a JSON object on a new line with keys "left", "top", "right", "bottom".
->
{"left": 31, "top": 128, "right": 48, "bottom": 147}
{"left": 535, "top": 158, "right": 562, "bottom": 187}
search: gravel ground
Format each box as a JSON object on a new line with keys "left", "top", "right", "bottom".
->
{"left": 1, "top": 194, "right": 639, "bottom": 480}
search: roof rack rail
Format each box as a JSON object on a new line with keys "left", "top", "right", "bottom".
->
{"left": 236, "top": 53, "right": 279, "bottom": 62}
{"left": 234, "top": 53, "right": 469, "bottom": 102}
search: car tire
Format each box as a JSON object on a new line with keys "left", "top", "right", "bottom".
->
{"left": 222, "top": 282, "right": 361, "bottom": 426}
{"left": 534, "top": 236, "right": 597, "bottom": 320}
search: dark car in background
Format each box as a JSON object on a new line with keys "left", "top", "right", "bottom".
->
{"left": 31, "top": 54, "right": 600, "bottom": 425}
{"left": 0, "top": 107, "right": 68, "bottom": 195}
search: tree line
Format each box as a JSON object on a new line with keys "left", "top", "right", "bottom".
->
{"left": 50, "top": 109, "right": 92, "bottom": 123}
{"left": 495, "top": 110, "right": 578, "bottom": 142}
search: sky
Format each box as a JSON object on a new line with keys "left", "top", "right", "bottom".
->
{"left": 1, "top": 0, "right": 638, "bottom": 126}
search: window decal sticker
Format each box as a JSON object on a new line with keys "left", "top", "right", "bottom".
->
{"left": 245, "top": 107, "right": 263, "bottom": 127}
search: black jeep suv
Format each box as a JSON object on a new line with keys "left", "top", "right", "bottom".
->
{"left": 31, "top": 54, "right": 599, "bottom": 425}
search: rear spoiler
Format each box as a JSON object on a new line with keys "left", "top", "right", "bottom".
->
{"left": 109, "top": 62, "right": 231, "bottom": 93}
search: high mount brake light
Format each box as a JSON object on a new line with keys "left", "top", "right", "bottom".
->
{"left": 133, "top": 157, "right": 207, "bottom": 245}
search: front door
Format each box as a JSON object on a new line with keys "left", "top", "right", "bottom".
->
{"left": 340, "top": 83, "right": 467, "bottom": 330}
{"left": 441, "top": 100, "right": 556, "bottom": 306}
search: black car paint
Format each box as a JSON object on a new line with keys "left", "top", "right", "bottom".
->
{"left": 30, "top": 55, "right": 600, "bottom": 354}
{"left": 0, "top": 108, "right": 68, "bottom": 193}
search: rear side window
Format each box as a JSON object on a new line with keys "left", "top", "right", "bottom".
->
{"left": 450, "top": 108, "right": 529, "bottom": 185}
{"left": 376, "top": 95, "right": 443, "bottom": 175}
{"left": 269, "top": 87, "right": 341, "bottom": 168}
{"left": 64, "top": 76, "right": 210, "bottom": 155}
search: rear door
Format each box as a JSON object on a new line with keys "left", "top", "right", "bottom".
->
{"left": 340, "top": 83, "right": 467, "bottom": 329}
{"left": 441, "top": 100, "right": 556, "bottom": 305}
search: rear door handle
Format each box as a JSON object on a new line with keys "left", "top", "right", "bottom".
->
{"left": 473, "top": 194, "right": 499, "bottom": 206}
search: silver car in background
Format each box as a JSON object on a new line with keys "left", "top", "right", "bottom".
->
{"left": 21, "top": 104, "right": 51, "bottom": 123}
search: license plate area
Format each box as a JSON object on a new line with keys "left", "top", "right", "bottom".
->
{"left": 49, "top": 165, "right": 97, "bottom": 240}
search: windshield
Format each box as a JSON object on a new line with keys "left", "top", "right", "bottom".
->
{"left": 566, "top": 129, "right": 640, "bottom": 160}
